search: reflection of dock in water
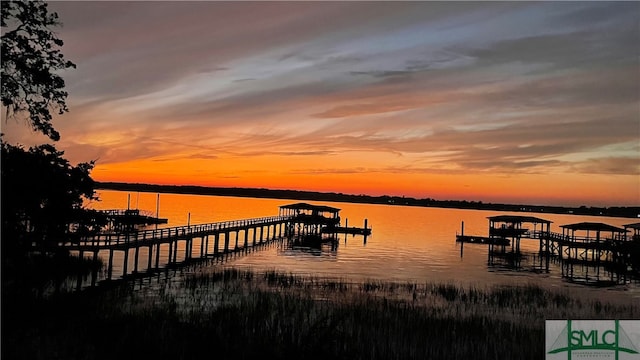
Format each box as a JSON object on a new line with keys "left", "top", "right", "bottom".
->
{"left": 456, "top": 216, "right": 640, "bottom": 286}
{"left": 283, "top": 233, "right": 340, "bottom": 257}
{"left": 62, "top": 202, "right": 371, "bottom": 287}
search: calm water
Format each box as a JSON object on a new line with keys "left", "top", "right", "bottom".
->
{"left": 87, "top": 190, "right": 640, "bottom": 300}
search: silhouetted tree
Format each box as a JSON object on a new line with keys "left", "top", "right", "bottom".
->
{"left": 1, "top": 138, "right": 105, "bottom": 255}
{"left": 1, "top": 1, "right": 104, "bottom": 258}
{"left": 1, "top": 0, "right": 76, "bottom": 141}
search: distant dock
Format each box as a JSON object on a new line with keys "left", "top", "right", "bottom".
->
{"left": 323, "top": 226, "right": 372, "bottom": 236}
{"left": 100, "top": 209, "right": 168, "bottom": 230}
{"left": 456, "top": 215, "right": 640, "bottom": 286}
{"left": 456, "top": 235, "right": 509, "bottom": 246}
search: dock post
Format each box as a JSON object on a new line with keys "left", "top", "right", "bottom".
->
{"left": 147, "top": 245, "right": 153, "bottom": 272}
{"left": 559, "top": 244, "right": 563, "bottom": 260}
{"left": 91, "top": 251, "right": 98, "bottom": 286}
{"left": 235, "top": 231, "right": 239, "bottom": 250}
{"left": 460, "top": 223, "right": 464, "bottom": 258}
{"left": 224, "top": 232, "right": 230, "bottom": 253}
{"left": 134, "top": 245, "right": 140, "bottom": 273}
{"left": 107, "top": 249, "right": 114, "bottom": 279}
{"left": 538, "top": 227, "right": 544, "bottom": 254}
{"left": 364, "top": 219, "right": 368, "bottom": 244}
{"left": 244, "top": 230, "right": 249, "bottom": 249}
{"left": 173, "top": 240, "right": 178, "bottom": 262}
{"left": 123, "top": 249, "right": 129, "bottom": 276}
{"left": 253, "top": 227, "right": 257, "bottom": 246}
{"left": 214, "top": 233, "right": 220, "bottom": 255}
{"left": 204, "top": 235, "right": 209, "bottom": 256}
{"left": 344, "top": 219, "right": 349, "bottom": 243}
{"left": 155, "top": 243, "right": 160, "bottom": 269}
{"left": 363, "top": 219, "right": 369, "bottom": 245}
{"left": 168, "top": 241, "right": 173, "bottom": 264}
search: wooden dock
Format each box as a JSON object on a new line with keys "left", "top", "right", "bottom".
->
{"left": 322, "top": 226, "right": 371, "bottom": 236}
{"left": 61, "top": 203, "right": 372, "bottom": 286}
{"left": 63, "top": 215, "right": 293, "bottom": 281}
{"left": 456, "top": 216, "right": 639, "bottom": 286}
{"left": 100, "top": 209, "right": 168, "bottom": 232}
{"left": 456, "top": 235, "right": 509, "bottom": 246}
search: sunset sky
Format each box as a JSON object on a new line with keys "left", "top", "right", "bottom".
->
{"left": 2, "top": 1, "right": 639, "bottom": 207}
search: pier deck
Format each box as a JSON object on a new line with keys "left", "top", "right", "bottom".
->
{"left": 456, "top": 216, "right": 639, "bottom": 285}
{"left": 322, "top": 226, "right": 372, "bottom": 236}
{"left": 61, "top": 203, "right": 372, "bottom": 285}
{"left": 63, "top": 215, "right": 291, "bottom": 251}
{"left": 456, "top": 235, "right": 509, "bottom": 246}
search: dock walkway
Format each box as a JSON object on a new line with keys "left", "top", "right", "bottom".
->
{"left": 63, "top": 215, "right": 293, "bottom": 281}
{"left": 61, "top": 202, "right": 372, "bottom": 285}
{"left": 456, "top": 216, "right": 639, "bottom": 285}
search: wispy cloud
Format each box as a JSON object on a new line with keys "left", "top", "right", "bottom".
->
{"left": 3, "top": 1, "right": 637, "bottom": 205}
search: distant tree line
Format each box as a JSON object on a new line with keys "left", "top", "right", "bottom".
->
{"left": 97, "top": 182, "right": 640, "bottom": 219}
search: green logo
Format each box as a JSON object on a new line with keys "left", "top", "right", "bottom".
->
{"left": 547, "top": 320, "right": 640, "bottom": 360}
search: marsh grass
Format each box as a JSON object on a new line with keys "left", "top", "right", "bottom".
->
{"left": 2, "top": 251, "right": 103, "bottom": 299}
{"left": 4, "top": 269, "right": 638, "bottom": 360}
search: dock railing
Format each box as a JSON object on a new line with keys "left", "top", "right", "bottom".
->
{"left": 60, "top": 215, "right": 294, "bottom": 247}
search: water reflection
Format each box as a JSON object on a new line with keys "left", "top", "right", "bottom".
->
{"left": 280, "top": 234, "right": 339, "bottom": 258}
{"left": 87, "top": 190, "right": 639, "bottom": 300}
{"left": 459, "top": 236, "right": 636, "bottom": 288}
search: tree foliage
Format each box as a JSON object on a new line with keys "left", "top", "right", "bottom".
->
{"left": 1, "top": 0, "right": 76, "bottom": 141}
{"left": 0, "top": 2, "right": 106, "bottom": 297}
{"left": 0, "top": 1, "right": 107, "bottom": 256}
{"left": 1, "top": 138, "right": 106, "bottom": 253}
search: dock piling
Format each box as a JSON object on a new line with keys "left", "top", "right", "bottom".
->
{"left": 62, "top": 204, "right": 372, "bottom": 287}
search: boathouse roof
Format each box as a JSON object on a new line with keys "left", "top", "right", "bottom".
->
{"left": 280, "top": 202, "right": 341, "bottom": 213}
{"left": 560, "top": 222, "right": 627, "bottom": 233}
{"left": 487, "top": 215, "right": 552, "bottom": 224}
{"left": 623, "top": 222, "right": 640, "bottom": 230}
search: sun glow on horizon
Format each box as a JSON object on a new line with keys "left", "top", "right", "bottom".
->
{"left": 91, "top": 153, "right": 639, "bottom": 207}
{"left": 3, "top": 2, "right": 638, "bottom": 208}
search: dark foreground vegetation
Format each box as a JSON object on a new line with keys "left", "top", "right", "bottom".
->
{"left": 4, "top": 269, "right": 638, "bottom": 360}
{"left": 99, "top": 181, "right": 640, "bottom": 218}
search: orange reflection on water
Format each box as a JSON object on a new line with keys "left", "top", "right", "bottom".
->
{"left": 85, "top": 190, "right": 639, "bottom": 301}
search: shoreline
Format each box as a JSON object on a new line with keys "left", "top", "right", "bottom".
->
{"left": 96, "top": 181, "right": 640, "bottom": 219}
